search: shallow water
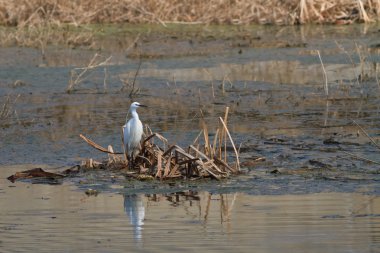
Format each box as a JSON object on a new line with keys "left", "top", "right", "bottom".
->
{"left": 1, "top": 24, "right": 380, "bottom": 252}
{"left": 1, "top": 165, "right": 380, "bottom": 253}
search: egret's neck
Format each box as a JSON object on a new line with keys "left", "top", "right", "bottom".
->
{"left": 131, "top": 109, "right": 139, "bottom": 120}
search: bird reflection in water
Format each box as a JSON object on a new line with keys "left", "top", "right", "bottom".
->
{"left": 123, "top": 194, "right": 145, "bottom": 244}
{"left": 123, "top": 191, "right": 236, "bottom": 244}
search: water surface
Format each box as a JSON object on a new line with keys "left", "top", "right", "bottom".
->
{"left": 1, "top": 24, "right": 380, "bottom": 252}
{"left": 1, "top": 166, "right": 379, "bottom": 253}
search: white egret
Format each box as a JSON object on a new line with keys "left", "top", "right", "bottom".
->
{"left": 122, "top": 102, "right": 147, "bottom": 166}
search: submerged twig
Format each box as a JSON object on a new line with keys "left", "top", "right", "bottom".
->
{"left": 353, "top": 120, "right": 380, "bottom": 150}
{"left": 341, "top": 151, "right": 380, "bottom": 165}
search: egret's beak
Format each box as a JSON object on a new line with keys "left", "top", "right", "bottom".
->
{"left": 138, "top": 104, "right": 148, "bottom": 108}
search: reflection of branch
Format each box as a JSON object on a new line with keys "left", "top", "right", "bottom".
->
{"left": 204, "top": 192, "right": 211, "bottom": 222}
{"left": 226, "top": 193, "right": 237, "bottom": 221}
{"left": 317, "top": 50, "right": 328, "bottom": 97}
{"left": 335, "top": 41, "right": 361, "bottom": 88}
{"left": 67, "top": 53, "right": 112, "bottom": 93}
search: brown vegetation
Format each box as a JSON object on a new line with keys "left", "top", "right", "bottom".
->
{"left": 79, "top": 107, "right": 241, "bottom": 181}
{"left": 7, "top": 107, "right": 242, "bottom": 183}
{"left": 0, "top": 0, "right": 379, "bottom": 26}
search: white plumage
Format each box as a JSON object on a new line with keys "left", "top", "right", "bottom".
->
{"left": 122, "top": 102, "right": 146, "bottom": 163}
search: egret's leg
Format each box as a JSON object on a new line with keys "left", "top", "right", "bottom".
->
{"left": 127, "top": 155, "right": 132, "bottom": 170}
{"left": 130, "top": 153, "right": 135, "bottom": 170}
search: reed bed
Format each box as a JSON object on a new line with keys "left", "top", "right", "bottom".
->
{"left": 80, "top": 107, "right": 240, "bottom": 180}
{"left": 0, "top": 0, "right": 379, "bottom": 26}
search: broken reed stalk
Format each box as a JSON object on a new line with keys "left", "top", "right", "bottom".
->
{"left": 80, "top": 134, "right": 123, "bottom": 154}
{"left": 223, "top": 106, "right": 229, "bottom": 163}
{"left": 217, "top": 107, "right": 229, "bottom": 161}
{"left": 219, "top": 116, "right": 240, "bottom": 172}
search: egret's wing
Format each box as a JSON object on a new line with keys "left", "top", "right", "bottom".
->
{"left": 130, "top": 119, "right": 144, "bottom": 150}
{"left": 122, "top": 125, "right": 126, "bottom": 156}
{"left": 128, "top": 121, "right": 137, "bottom": 149}
{"left": 122, "top": 123, "right": 130, "bottom": 158}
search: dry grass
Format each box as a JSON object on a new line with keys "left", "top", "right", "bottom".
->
{"left": 0, "top": 1, "right": 379, "bottom": 48}
{"left": 80, "top": 107, "right": 241, "bottom": 180}
{"left": 0, "top": 0, "right": 379, "bottom": 27}
{"left": 0, "top": 23, "right": 94, "bottom": 48}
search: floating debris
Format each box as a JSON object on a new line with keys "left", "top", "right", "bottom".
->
{"left": 7, "top": 168, "right": 65, "bottom": 183}
{"left": 85, "top": 188, "right": 99, "bottom": 196}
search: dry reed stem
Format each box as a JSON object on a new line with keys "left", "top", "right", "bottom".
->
{"left": 192, "top": 130, "right": 203, "bottom": 146}
{"left": 357, "top": 0, "right": 372, "bottom": 22}
{"left": 218, "top": 107, "right": 229, "bottom": 161}
{"left": 213, "top": 157, "right": 236, "bottom": 173}
{"left": 223, "top": 107, "right": 229, "bottom": 162}
{"left": 202, "top": 121, "right": 210, "bottom": 157}
{"left": 155, "top": 152, "right": 163, "bottom": 178}
{"left": 107, "top": 145, "right": 118, "bottom": 163}
{"left": 80, "top": 134, "right": 123, "bottom": 154}
{"left": 163, "top": 153, "right": 172, "bottom": 177}
{"left": 219, "top": 117, "right": 240, "bottom": 172}
{"left": 189, "top": 145, "right": 224, "bottom": 174}
{"left": 212, "top": 128, "right": 219, "bottom": 158}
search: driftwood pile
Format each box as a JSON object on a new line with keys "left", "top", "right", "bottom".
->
{"left": 80, "top": 107, "right": 240, "bottom": 181}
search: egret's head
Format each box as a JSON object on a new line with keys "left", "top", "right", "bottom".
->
{"left": 130, "top": 102, "right": 147, "bottom": 111}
